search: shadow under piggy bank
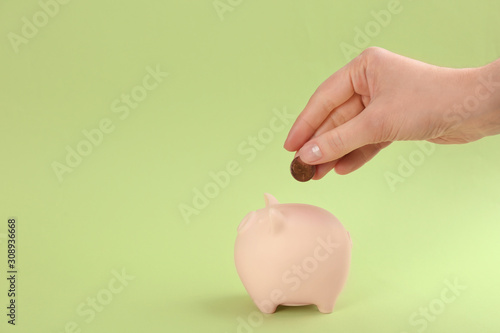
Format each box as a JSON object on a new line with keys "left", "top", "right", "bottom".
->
{"left": 202, "top": 293, "right": 352, "bottom": 319}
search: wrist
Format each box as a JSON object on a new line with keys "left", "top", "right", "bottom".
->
{"left": 476, "top": 59, "right": 500, "bottom": 115}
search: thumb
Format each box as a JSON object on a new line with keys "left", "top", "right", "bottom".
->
{"left": 297, "top": 110, "right": 379, "bottom": 164}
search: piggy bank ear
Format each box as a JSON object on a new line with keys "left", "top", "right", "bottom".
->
{"left": 264, "top": 193, "right": 279, "bottom": 207}
{"left": 268, "top": 208, "right": 285, "bottom": 234}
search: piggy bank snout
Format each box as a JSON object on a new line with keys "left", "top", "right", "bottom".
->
{"left": 237, "top": 211, "right": 257, "bottom": 232}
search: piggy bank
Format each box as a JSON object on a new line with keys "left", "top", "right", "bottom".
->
{"left": 234, "top": 194, "right": 352, "bottom": 314}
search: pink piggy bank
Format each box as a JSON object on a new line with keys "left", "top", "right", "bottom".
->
{"left": 234, "top": 194, "right": 352, "bottom": 314}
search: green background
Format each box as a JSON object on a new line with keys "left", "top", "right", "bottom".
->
{"left": 1, "top": 0, "right": 500, "bottom": 332}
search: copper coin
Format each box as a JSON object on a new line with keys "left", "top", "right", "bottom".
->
{"left": 290, "top": 157, "right": 316, "bottom": 182}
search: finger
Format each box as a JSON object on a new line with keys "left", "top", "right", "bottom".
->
{"left": 312, "top": 160, "right": 339, "bottom": 180}
{"left": 334, "top": 142, "right": 391, "bottom": 175}
{"left": 284, "top": 58, "right": 364, "bottom": 152}
{"left": 292, "top": 94, "right": 364, "bottom": 180}
{"left": 297, "top": 109, "right": 377, "bottom": 164}
{"left": 311, "top": 93, "right": 365, "bottom": 139}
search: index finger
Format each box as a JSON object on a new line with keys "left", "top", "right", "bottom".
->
{"left": 284, "top": 60, "right": 359, "bottom": 152}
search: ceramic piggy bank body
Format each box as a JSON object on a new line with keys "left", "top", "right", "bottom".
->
{"left": 234, "top": 194, "right": 351, "bottom": 314}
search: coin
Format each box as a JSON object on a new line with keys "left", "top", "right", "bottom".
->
{"left": 290, "top": 156, "right": 316, "bottom": 182}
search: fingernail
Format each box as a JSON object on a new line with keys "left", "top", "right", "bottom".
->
{"left": 300, "top": 143, "right": 322, "bottom": 162}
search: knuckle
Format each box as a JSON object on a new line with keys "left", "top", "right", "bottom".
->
{"left": 361, "top": 46, "right": 385, "bottom": 59}
{"left": 364, "top": 112, "right": 388, "bottom": 143}
{"left": 358, "top": 47, "right": 389, "bottom": 72}
{"left": 372, "top": 142, "right": 384, "bottom": 153}
{"left": 298, "top": 114, "right": 316, "bottom": 131}
{"left": 329, "top": 111, "right": 347, "bottom": 128}
{"left": 359, "top": 149, "right": 371, "bottom": 165}
{"left": 326, "top": 130, "right": 346, "bottom": 154}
